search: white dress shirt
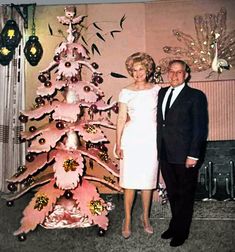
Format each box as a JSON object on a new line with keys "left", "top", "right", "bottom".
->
{"left": 162, "top": 83, "right": 185, "bottom": 120}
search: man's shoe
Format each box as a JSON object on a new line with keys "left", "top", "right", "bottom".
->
{"left": 170, "top": 237, "right": 186, "bottom": 247}
{"left": 161, "top": 229, "right": 174, "bottom": 239}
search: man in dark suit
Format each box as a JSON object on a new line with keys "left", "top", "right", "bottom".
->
{"left": 157, "top": 60, "right": 208, "bottom": 247}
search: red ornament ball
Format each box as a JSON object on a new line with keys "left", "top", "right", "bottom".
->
{"left": 35, "top": 96, "right": 43, "bottom": 104}
{"left": 91, "top": 62, "right": 99, "bottom": 69}
{"left": 71, "top": 76, "right": 78, "bottom": 83}
{"left": 64, "top": 190, "right": 73, "bottom": 199}
{"left": 56, "top": 121, "right": 64, "bottom": 129}
{"left": 112, "top": 103, "right": 119, "bottom": 114}
{"left": 29, "top": 126, "right": 37, "bottom": 132}
{"left": 84, "top": 86, "right": 91, "bottom": 92}
{"left": 18, "top": 233, "right": 27, "bottom": 242}
{"left": 94, "top": 75, "right": 103, "bottom": 84}
{"left": 90, "top": 104, "right": 98, "bottom": 113}
{"left": 26, "top": 153, "right": 34, "bottom": 162}
{"left": 65, "top": 62, "right": 71, "bottom": 67}
{"left": 39, "top": 138, "right": 46, "bottom": 145}
{"left": 38, "top": 74, "right": 47, "bottom": 83}
{"left": 19, "top": 114, "right": 28, "bottom": 123}
{"left": 97, "top": 228, "right": 106, "bottom": 236}
{"left": 53, "top": 55, "right": 60, "bottom": 62}
{"left": 99, "top": 144, "right": 108, "bottom": 152}
{"left": 39, "top": 100, "right": 45, "bottom": 106}
{"left": 7, "top": 182, "right": 17, "bottom": 192}
{"left": 44, "top": 81, "right": 52, "bottom": 88}
{"left": 6, "top": 201, "right": 14, "bottom": 207}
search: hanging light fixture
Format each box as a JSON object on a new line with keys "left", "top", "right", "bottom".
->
{"left": 24, "top": 4, "right": 43, "bottom": 66}
{"left": 0, "top": 35, "right": 14, "bottom": 66}
{"left": 0, "top": 4, "right": 21, "bottom": 65}
{"left": 1, "top": 19, "right": 22, "bottom": 51}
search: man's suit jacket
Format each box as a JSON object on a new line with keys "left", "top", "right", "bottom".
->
{"left": 157, "top": 84, "right": 208, "bottom": 164}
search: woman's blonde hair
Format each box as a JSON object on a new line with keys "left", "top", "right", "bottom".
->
{"left": 125, "top": 52, "right": 155, "bottom": 80}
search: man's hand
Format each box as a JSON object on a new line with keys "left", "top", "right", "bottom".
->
{"left": 185, "top": 157, "right": 197, "bottom": 168}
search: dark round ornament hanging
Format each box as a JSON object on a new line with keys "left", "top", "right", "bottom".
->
{"left": 90, "top": 104, "right": 98, "bottom": 113}
{"left": 56, "top": 121, "right": 64, "bottom": 129}
{"left": 6, "top": 201, "right": 14, "bottom": 207}
{"left": 25, "top": 153, "right": 34, "bottom": 162}
{"left": 18, "top": 233, "right": 27, "bottom": 242}
{"left": 93, "top": 75, "right": 103, "bottom": 84}
{"left": 0, "top": 37, "right": 14, "bottom": 66}
{"left": 53, "top": 54, "right": 60, "bottom": 62}
{"left": 39, "top": 100, "right": 45, "bottom": 106}
{"left": 7, "top": 182, "right": 17, "bottom": 192}
{"left": 44, "top": 81, "right": 52, "bottom": 88}
{"left": 64, "top": 190, "right": 73, "bottom": 199}
{"left": 1, "top": 20, "right": 22, "bottom": 50}
{"left": 112, "top": 103, "right": 119, "bottom": 114}
{"left": 97, "top": 227, "right": 106, "bottom": 236}
{"left": 65, "top": 62, "right": 71, "bottom": 67}
{"left": 38, "top": 74, "right": 47, "bottom": 83}
{"left": 91, "top": 62, "right": 99, "bottom": 69}
{"left": 24, "top": 35, "right": 43, "bottom": 66}
{"left": 19, "top": 114, "right": 28, "bottom": 123}
{"left": 99, "top": 144, "right": 108, "bottom": 152}
{"left": 29, "top": 126, "right": 37, "bottom": 132}
{"left": 39, "top": 138, "right": 46, "bottom": 145}
{"left": 71, "top": 76, "right": 78, "bottom": 83}
{"left": 84, "top": 86, "right": 91, "bottom": 92}
{"left": 35, "top": 96, "right": 43, "bottom": 104}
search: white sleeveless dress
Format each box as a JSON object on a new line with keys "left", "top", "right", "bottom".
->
{"left": 118, "top": 85, "right": 160, "bottom": 189}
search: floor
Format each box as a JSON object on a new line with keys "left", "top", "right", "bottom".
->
{"left": 0, "top": 192, "right": 234, "bottom": 252}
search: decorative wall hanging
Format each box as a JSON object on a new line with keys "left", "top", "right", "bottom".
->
{"left": 0, "top": 5, "right": 22, "bottom": 66}
{"left": 24, "top": 4, "right": 43, "bottom": 66}
{"left": 159, "top": 8, "right": 235, "bottom": 77}
{"left": 1, "top": 19, "right": 22, "bottom": 50}
{"left": 0, "top": 35, "right": 14, "bottom": 65}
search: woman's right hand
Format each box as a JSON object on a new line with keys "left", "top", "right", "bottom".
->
{"left": 115, "top": 145, "right": 123, "bottom": 160}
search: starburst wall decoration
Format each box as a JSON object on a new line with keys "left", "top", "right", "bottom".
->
{"left": 159, "top": 7, "right": 235, "bottom": 76}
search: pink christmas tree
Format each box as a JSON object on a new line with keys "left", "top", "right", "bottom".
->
{"left": 4, "top": 6, "right": 125, "bottom": 239}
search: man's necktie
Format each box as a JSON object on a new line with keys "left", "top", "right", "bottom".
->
{"left": 165, "top": 88, "right": 174, "bottom": 119}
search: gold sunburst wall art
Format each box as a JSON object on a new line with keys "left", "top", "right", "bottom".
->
{"left": 159, "top": 7, "right": 235, "bottom": 78}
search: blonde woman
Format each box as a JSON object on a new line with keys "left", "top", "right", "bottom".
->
{"left": 115, "top": 52, "right": 160, "bottom": 238}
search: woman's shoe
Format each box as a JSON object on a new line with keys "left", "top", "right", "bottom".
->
{"left": 122, "top": 219, "right": 131, "bottom": 239}
{"left": 140, "top": 214, "right": 154, "bottom": 234}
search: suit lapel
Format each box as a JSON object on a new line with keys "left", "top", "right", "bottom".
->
{"left": 159, "top": 87, "right": 169, "bottom": 121}
{"left": 169, "top": 85, "right": 189, "bottom": 112}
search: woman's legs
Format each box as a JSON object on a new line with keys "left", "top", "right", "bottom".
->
{"left": 141, "top": 190, "right": 153, "bottom": 226}
{"left": 123, "top": 189, "right": 135, "bottom": 231}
